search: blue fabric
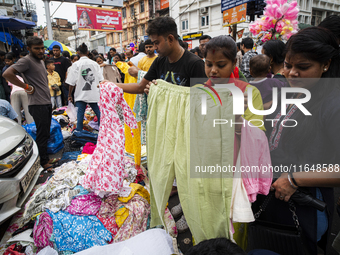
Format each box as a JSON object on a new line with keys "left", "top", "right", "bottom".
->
{"left": 75, "top": 101, "right": 101, "bottom": 132}
{"left": 73, "top": 185, "right": 89, "bottom": 197}
{"left": 0, "top": 32, "right": 24, "bottom": 47}
{"left": 61, "top": 151, "right": 82, "bottom": 161}
{"left": 71, "top": 130, "right": 98, "bottom": 146}
{"left": 0, "top": 16, "right": 35, "bottom": 30}
{"left": 0, "top": 99, "right": 18, "bottom": 120}
{"left": 316, "top": 188, "right": 328, "bottom": 241}
{"left": 47, "top": 210, "right": 112, "bottom": 252}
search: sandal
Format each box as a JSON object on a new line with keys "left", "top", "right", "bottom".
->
{"left": 176, "top": 215, "right": 189, "bottom": 233}
{"left": 48, "top": 158, "right": 61, "bottom": 165}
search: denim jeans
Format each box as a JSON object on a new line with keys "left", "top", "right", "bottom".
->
{"left": 75, "top": 101, "right": 100, "bottom": 131}
{"left": 51, "top": 95, "right": 62, "bottom": 109}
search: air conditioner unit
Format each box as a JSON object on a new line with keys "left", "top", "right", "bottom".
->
{"left": 12, "top": 5, "right": 20, "bottom": 12}
{"left": 200, "top": 7, "right": 208, "bottom": 14}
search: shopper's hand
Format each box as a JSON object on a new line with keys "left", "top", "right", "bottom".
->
{"left": 68, "top": 96, "right": 73, "bottom": 103}
{"left": 98, "top": 80, "right": 109, "bottom": 88}
{"left": 128, "top": 66, "right": 139, "bottom": 77}
{"left": 145, "top": 80, "right": 157, "bottom": 95}
{"left": 25, "top": 85, "right": 35, "bottom": 95}
{"left": 271, "top": 173, "right": 297, "bottom": 202}
{"left": 100, "top": 63, "right": 107, "bottom": 67}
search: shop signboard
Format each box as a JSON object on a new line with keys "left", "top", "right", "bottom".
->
{"left": 221, "top": 0, "right": 250, "bottom": 12}
{"left": 222, "top": 3, "right": 247, "bottom": 27}
{"left": 182, "top": 31, "right": 203, "bottom": 41}
{"left": 76, "top": 5, "right": 122, "bottom": 32}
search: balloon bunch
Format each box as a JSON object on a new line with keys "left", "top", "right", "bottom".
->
{"left": 249, "top": 0, "right": 299, "bottom": 44}
{"left": 129, "top": 42, "right": 135, "bottom": 52}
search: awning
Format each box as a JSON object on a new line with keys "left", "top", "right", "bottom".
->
{"left": 0, "top": 16, "right": 36, "bottom": 30}
{"left": 0, "top": 32, "right": 24, "bottom": 47}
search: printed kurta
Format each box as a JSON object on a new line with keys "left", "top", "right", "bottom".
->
{"left": 82, "top": 81, "right": 138, "bottom": 194}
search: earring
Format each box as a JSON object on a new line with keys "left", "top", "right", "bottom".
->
{"left": 324, "top": 68, "right": 327, "bottom": 71}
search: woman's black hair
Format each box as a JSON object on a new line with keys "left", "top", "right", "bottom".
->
{"left": 262, "top": 40, "right": 286, "bottom": 64}
{"left": 94, "top": 55, "right": 104, "bottom": 61}
{"left": 62, "top": 51, "right": 70, "bottom": 58}
{"left": 318, "top": 15, "right": 340, "bottom": 44}
{"left": 107, "top": 48, "right": 116, "bottom": 64}
{"left": 70, "top": 54, "right": 79, "bottom": 61}
{"left": 4, "top": 53, "right": 15, "bottom": 60}
{"left": 113, "top": 53, "right": 123, "bottom": 61}
{"left": 204, "top": 35, "right": 237, "bottom": 63}
{"left": 282, "top": 26, "right": 340, "bottom": 153}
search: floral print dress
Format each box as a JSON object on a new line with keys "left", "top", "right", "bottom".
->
{"left": 82, "top": 81, "right": 138, "bottom": 194}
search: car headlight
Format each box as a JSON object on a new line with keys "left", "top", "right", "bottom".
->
{"left": 0, "top": 134, "right": 34, "bottom": 175}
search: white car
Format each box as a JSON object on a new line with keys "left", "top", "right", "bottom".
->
{"left": 0, "top": 116, "right": 42, "bottom": 224}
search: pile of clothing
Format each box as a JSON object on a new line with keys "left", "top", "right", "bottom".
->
{"left": 2, "top": 154, "right": 177, "bottom": 255}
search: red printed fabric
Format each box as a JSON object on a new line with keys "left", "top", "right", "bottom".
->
{"left": 65, "top": 193, "right": 102, "bottom": 216}
{"left": 3, "top": 244, "right": 25, "bottom": 255}
{"left": 33, "top": 212, "right": 54, "bottom": 250}
{"left": 134, "top": 166, "right": 146, "bottom": 183}
{"left": 96, "top": 214, "right": 119, "bottom": 237}
{"left": 82, "top": 82, "right": 138, "bottom": 194}
{"left": 98, "top": 194, "right": 150, "bottom": 242}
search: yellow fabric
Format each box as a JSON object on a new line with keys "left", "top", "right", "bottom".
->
{"left": 137, "top": 55, "right": 158, "bottom": 71}
{"left": 31, "top": 212, "right": 42, "bottom": 221}
{"left": 77, "top": 154, "right": 89, "bottom": 161}
{"left": 233, "top": 222, "right": 248, "bottom": 250}
{"left": 116, "top": 61, "right": 142, "bottom": 166}
{"left": 243, "top": 84, "right": 265, "bottom": 131}
{"left": 114, "top": 207, "right": 129, "bottom": 228}
{"left": 118, "top": 183, "right": 150, "bottom": 204}
{"left": 47, "top": 71, "right": 62, "bottom": 97}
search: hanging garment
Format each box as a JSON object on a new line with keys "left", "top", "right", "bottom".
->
{"left": 237, "top": 119, "right": 273, "bottom": 202}
{"left": 116, "top": 61, "right": 141, "bottom": 166}
{"left": 147, "top": 80, "right": 235, "bottom": 243}
{"left": 33, "top": 212, "right": 54, "bottom": 251}
{"left": 81, "top": 81, "right": 138, "bottom": 194}
{"left": 230, "top": 151, "right": 255, "bottom": 224}
{"left": 47, "top": 210, "right": 112, "bottom": 253}
{"left": 133, "top": 70, "right": 148, "bottom": 145}
{"left": 65, "top": 193, "right": 102, "bottom": 216}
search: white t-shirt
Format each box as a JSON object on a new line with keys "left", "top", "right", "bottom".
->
{"left": 65, "top": 56, "right": 104, "bottom": 103}
{"left": 130, "top": 52, "right": 146, "bottom": 67}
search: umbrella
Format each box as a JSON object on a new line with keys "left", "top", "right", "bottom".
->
{"left": 45, "top": 40, "right": 73, "bottom": 56}
{"left": 43, "top": 40, "right": 55, "bottom": 49}
{"left": 0, "top": 16, "right": 35, "bottom": 30}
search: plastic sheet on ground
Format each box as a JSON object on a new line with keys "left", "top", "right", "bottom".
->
{"left": 73, "top": 229, "right": 177, "bottom": 255}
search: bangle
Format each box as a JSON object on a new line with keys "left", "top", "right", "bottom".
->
{"left": 26, "top": 85, "right": 33, "bottom": 93}
{"left": 290, "top": 172, "right": 299, "bottom": 187}
{"left": 235, "top": 131, "right": 241, "bottom": 136}
{"left": 25, "top": 84, "right": 29, "bottom": 90}
{"left": 288, "top": 173, "right": 298, "bottom": 189}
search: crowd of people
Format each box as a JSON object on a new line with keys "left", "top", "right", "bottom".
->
{"left": 1, "top": 13, "right": 340, "bottom": 255}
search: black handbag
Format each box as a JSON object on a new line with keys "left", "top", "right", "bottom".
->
{"left": 247, "top": 192, "right": 310, "bottom": 255}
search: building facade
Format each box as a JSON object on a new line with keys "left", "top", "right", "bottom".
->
{"left": 106, "top": 0, "right": 169, "bottom": 52}
{"left": 171, "top": 0, "right": 340, "bottom": 49}
{"left": 67, "top": 25, "right": 92, "bottom": 52}
{"left": 297, "top": 0, "right": 340, "bottom": 26}
{"left": 41, "top": 18, "right": 74, "bottom": 44}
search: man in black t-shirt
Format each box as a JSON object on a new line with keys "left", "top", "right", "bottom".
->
{"left": 50, "top": 45, "right": 71, "bottom": 104}
{"left": 114, "top": 16, "right": 206, "bottom": 94}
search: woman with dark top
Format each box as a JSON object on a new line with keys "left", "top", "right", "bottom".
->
{"left": 262, "top": 40, "right": 286, "bottom": 79}
{"left": 256, "top": 27, "right": 340, "bottom": 255}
